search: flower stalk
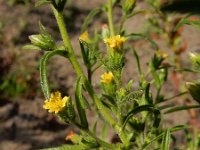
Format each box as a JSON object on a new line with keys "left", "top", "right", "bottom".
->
{"left": 51, "top": 3, "right": 117, "bottom": 132}
{"left": 108, "top": 0, "right": 115, "bottom": 36}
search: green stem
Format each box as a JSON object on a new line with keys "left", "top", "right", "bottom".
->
{"left": 87, "top": 68, "right": 92, "bottom": 84}
{"left": 52, "top": 6, "right": 83, "bottom": 76}
{"left": 52, "top": 5, "right": 129, "bottom": 146}
{"left": 71, "top": 121, "right": 116, "bottom": 149}
{"left": 52, "top": 4, "right": 116, "bottom": 130}
{"left": 108, "top": 0, "right": 115, "bottom": 36}
{"left": 86, "top": 130, "right": 116, "bottom": 149}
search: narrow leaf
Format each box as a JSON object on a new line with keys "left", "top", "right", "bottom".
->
{"left": 175, "top": 14, "right": 200, "bottom": 31}
{"left": 142, "top": 125, "right": 187, "bottom": 149}
{"left": 35, "top": 0, "right": 51, "bottom": 7}
{"left": 81, "top": 8, "right": 101, "bottom": 32}
{"left": 131, "top": 48, "right": 142, "bottom": 75}
{"left": 102, "top": 123, "right": 108, "bottom": 141}
{"left": 122, "top": 105, "right": 161, "bottom": 129}
{"left": 40, "top": 50, "right": 68, "bottom": 99}
{"left": 164, "top": 105, "right": 200, "bottom": 114}
{"left": 75, "top": 77, "right": 88, "bottom": 129}
{"left": 41, "top": 144, "right": 88, "bottom": 150}
{"left": 161, "top": 128, "right": 171, "bottom": 150}
{"left": 145, "top": 83, "right": 153, "bottom": 104}
{"left": 126, "top": 33, "right": 159, "bottom": 50}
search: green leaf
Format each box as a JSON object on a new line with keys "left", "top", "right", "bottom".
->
{"left": 23, "top": 44, "right": 40, "bottom": 50}
{"left": 151, "top": 67, "right": 161, "bottom": 89}
{"left": 81, "top": 135, "right": 98, "bottom": 148}
{"left": 142, "top": 125, "right": 188, "bottom": 149}
{"left": 158, "top": 91, "right": 187, "bottom": 104}
{"left": 126, "top": 33, "right": 159, "bottom": 50}
{"left": 41, "top": 144, "right": 88, "bottom": 150}
{"left": 164, "top": 105, "right": 200, "bottom": 114}
{"left": 176, "top": 68, "right": 200, "bottom": 73}
{"left": 122, "top": 104, "right": 161, "bottom": 129}
{"left": 126, "top": 10, "right": 146, "bottom": 18}
{"left": 145, "top": 83, "right": 153, "bottom": 104}
{"left": 161, "top": 128, "right": 171, "bottom": 150}
{"left": 131, "top": 48, "right": 142, "bottom": 75}
{"left": 79, "top": 41, "right": 90, "bottom": 68}
{"left": 40, "top": 50, "right": 68, "bottom": 99}
{"left": 157, "top": 103, "right": 175, "bottom": 110}
{"left": 175, "top": 14, "right": 200, "bottom": 31}
{"left": 39, "top": 21, "right": 48, "bottom": 34}
{"left": 101, "top": 123, "right": 107, "bottom": 141}
{"left": 92, "top": 121, "right": 97, "bottom": 134}
{"left": 81, "top": 8, "right": 102, "bottom": 32}
{"left": 186, "top": 82, "right": 200, "bottom": 103}
{"left": 35, "top": 0, "right": 51, "bottom": 7}
{"left": 75, "top": 77, "right": 88, "bottom": 129}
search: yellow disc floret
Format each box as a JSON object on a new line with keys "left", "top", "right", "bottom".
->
{"left": 43, "top": 91, "right": 69, "bottom": 114}
{"left": 155, "top": 50, "right": 168, "bottom": 59}
{"left": 79, "top": 31, "right": 90, "bottom": 43}
{"left": 100, "top": 72, "right": 114, "bottom": 84}
{"left": 104, "top": 35, "right": 126, "bottom": 49}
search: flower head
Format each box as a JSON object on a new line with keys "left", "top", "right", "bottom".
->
{"left": 100, "top": 72, "right": 114, "bottom": 84}
{"left": 104, "top": 35, "right": 126, "bottom": 49}
{"left": 155, "top": 50, "right": 168, "bottom": 59}
{"left": 79, "top": 31, "right": 90, "bottom": 43}
{"left": 43, "top": 91, "right": 69, "bottom": 114}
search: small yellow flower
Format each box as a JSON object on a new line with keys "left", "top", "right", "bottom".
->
{"left": 155, "top": 50, "right": 168, "bottom": 59}
{"left": 104, "top": 35, "right": 126, "bottom": 49}
{"left": 79, "top": 31, "right": 90, "bottom": 43}
{"left": 100, "top": 72, "right": 114, "bottom": 84}
{"left": 43, "top": 91, "right": 69, "bottom": 114}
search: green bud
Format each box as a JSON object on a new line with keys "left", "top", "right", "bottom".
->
{"left": 159, "top": 68, "right": 168, "bottom": 84}
{"left": 186, "top": 82, "right": 200, "bottom": 103}
{"left": 29, "top": 34, "right": 55, "bottom": 51}
{"left": 190, "top": 53, "right": 200, "bottom": 71}
{"left": 151, "top": 50, "right": 168, "bottom": 69}
{"left": 122, "top": 0, "right": 136, "bottom": 15}
{"left": 58, "top": 98, "right": 76, "bottom": 122}
{"left": 117, "top": 88, "right": 126, "bottom": 100}
{"left": 82, "top": 136, "right": 99, "bottom": 148}
{"left": 53, "top": 0, "right": 67, "bottom": 12}
{"left": 101, "top": 24, "right": 110, "bottom": 39}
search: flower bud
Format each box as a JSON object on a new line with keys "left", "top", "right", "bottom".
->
{"left": 123, "top": 0, "right": 136, "bottom": 15}
{"left": 79, "top": 31, "right": 91, "bottom": 43}
{"left": 190, "top": 53, "right": 200, "bottom": 70}
{"left": 59, "top": 98, "right": 76, "bottom": 122}
{"left": 101, "top": 24, "right": 110, "bottom": 39}
{"left": 186, "top": 82, "right": 200, "bottom": 103}
{"left": 29, "top": 34, "right": 55, "bottom": 51}
{"left": 151, "top": 50, "right": 168, "bottom": 69}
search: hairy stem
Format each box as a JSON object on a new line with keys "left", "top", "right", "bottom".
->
{"left": 71, "top": 121, "right": 116, "bottom": 149}
{"left": 108, "top": 0, "right": 115, "bottom": 36}
{"left": 52, "top": 5, "right": 116, "bottom": 131}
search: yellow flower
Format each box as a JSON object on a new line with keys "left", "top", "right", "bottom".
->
{"left": 79, "top": 31, "right": 90, "bottom": 43}
{"left": 155, "top": 50, "right": 168, "bottom": 59}
{"left": 43, "top": 91, "right": 69, "bottom": 114}
{"left": 100, "top": 72, "right": 114, "bottom": 84}
{"left": 104, "top": 35, "right": 126, "bottom": 49}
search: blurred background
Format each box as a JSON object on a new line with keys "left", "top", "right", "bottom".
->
{"left": 0, "top": 0, "right": 200, "bottom": 149}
